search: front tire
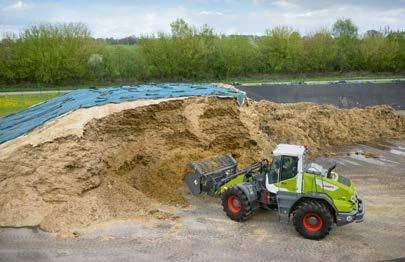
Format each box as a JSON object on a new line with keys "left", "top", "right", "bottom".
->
{"left": 292, "top": 200, "right": 333, "bottom": 240}
{"left": 221, "top": 187, "right": 252, "bottom": 222}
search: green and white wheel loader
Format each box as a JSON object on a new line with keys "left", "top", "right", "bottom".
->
{"left": 184, "top": 144, "right": 364, "bottom": 240}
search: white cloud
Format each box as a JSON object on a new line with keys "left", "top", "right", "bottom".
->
{"left": 1, "top": 1, "right": 404, "bottom": 38}
{"left": 199, "top": 10, "right": 224, "bottom": 16}
{"left": 253, "top": 0, "right": 297, "bottom": 9}
{"left": 47, "top": 5, "right": 191, "bottom": 38}
{"left": 271, "top": 1, "right": 298, "bottom": 9}
{"left": 4, "top": 1, "right": 33, "bottom": 12}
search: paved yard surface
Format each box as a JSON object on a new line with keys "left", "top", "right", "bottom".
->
{"left": 239, "top": 82, "right": 405, "bottom": 110}
{"left": 0, "top": 140, "right": 404, "bottom": 262}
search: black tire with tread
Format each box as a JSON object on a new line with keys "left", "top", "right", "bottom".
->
{"left": 221, "top": 187, "right": 253, "bottom": 222}
{"left": 292, "top": 200, "right": 333, "bottom": 240}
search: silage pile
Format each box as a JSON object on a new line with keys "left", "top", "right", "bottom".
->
{"left": 0, "top": 96, "right": 404, "bottom": 233}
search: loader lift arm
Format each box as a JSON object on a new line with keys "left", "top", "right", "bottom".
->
{"left": 184, "top": 154, "right": 268, "bottom": 196}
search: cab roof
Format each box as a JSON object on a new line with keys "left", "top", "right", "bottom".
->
{"left": 273, "top": 144, "right": 307, "bottom": 157}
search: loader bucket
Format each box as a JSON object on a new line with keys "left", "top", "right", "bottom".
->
{"left": 185, "top": 154, "right": 237, "bottom": 196}
{"left": 184, "top": 172, "right": 202, "bottom": 195}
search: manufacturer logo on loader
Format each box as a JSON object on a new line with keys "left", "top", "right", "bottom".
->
{"left": 316, "top": 179, "right": 339, "bottom": 191}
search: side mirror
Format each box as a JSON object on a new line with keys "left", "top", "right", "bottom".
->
{"left": 327, "top": 164, "right": 336, "bottom": 178}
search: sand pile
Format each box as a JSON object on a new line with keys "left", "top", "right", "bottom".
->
{"left": 0, "top": 96, "right": 404, "bottom": 233}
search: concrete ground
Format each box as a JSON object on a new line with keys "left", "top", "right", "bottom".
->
{"left": 239, "top": 82, "right": 405, "bottom": 110}
{"left": 1, "top": 140, "right": 405, "bottom": 262}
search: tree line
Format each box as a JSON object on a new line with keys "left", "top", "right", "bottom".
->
{"left": 0, "top": 19, "right": 404, "bottom": 85}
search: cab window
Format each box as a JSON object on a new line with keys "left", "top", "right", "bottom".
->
{"left": 267, "top": 156, "right": 281, "bottom": 184}
{"left": 280, "top": 156, "right": 298, "bottom": 181}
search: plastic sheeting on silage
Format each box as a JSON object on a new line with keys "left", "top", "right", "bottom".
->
{"left": 0, "top": 83, "right": 246, "bottom": 144}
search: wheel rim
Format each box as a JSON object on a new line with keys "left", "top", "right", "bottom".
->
{"left": 303, "top": 213, "right": 323, "bottom": 232}
{"left": 227, "top": 195, "right": 241, "bottom": 213}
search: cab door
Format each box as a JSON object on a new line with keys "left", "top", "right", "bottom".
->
{"left": 266, "top": 155, "right": 299, "bottom": 193}
{"left": 277, "top": 155, "right": 299, "bottom": 192}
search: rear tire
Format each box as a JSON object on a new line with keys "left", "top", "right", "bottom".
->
{"left": 292, "top": 200, "right": 332, "bottom": 240}
{"left": 222, "top": 187, "right": 252, "bottom": 222}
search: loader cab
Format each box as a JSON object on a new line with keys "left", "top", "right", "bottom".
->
{"left": 266, "top": 144, "right": 307, "bottom": 194}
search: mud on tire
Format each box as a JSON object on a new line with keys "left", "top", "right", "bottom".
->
{"left": 221, "top": 187, "right": 253, "bottom": 222}
{"left": 292, "top": 200, "right": 333, "bottom": 240}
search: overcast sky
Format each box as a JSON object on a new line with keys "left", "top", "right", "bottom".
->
{"left": 1, "top": 0, "right": 404, "bottom": 38}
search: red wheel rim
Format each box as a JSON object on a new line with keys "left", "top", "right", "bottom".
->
{"left": 303, "top": 213, "right": 323, "bottom": 232}
{"left": 228, "top": 195, "right": 241, "bottom": 213}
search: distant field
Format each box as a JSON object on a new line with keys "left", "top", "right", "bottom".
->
{"left": 1, "top": 73, "right": 404, "bottom": 93}
{"left": 0, "top": 93, "right": 62, "bottom": 117}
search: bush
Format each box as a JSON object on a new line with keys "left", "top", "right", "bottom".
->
{"left": 0, "top": 23, "right": 104, "bottom": 84}
{"left": 0, "top": 19, "right": 404, "bottom": 85}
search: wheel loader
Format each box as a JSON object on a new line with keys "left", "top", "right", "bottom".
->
{"left": 184, "top": 144, "right": 364, "bottom": 240}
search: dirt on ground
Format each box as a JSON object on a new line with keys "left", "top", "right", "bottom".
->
{"left": 0, "top": 96, "right": 404, "bottom": 233}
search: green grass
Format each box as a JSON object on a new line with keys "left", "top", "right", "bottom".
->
{"left": 0, "top": 93, "right": 63, "bottom": 117}
{"left": 106, "top": 44, "right": 141, "bottom": 52}
{"left": 0, "top": 83, "right": 117, "bottom": 93}
{"left": 1, "top": 72, "right": 404, "bottom": 92}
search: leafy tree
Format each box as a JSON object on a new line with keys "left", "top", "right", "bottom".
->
{"left": 87, "top": 54, "right": 104, "bottom": 79}
{"left": 332, "top": 19, "right": 358, "bottom": 39}
{"left": 170, "top": 19, "right": 193, "bottom": 38}
{"left": 259, "top": 26, "right": 303, "bottom": 73}
{"left": 0, "top": 23, "right": 104, "bottom": 84}
{"left": 0, "top": 36, "right": 17, "bottom": 83}
{"left": 213, "top": 35, "right": 260, "bottom": 77}
{"left": 301, "top": 29, "right": 336, "bottom": 72}
{"left": 0, "top": 19, "right": 404, "bottom": 85}
{"left": 364, "top": 30, "right": 383, "bottom": 38}
{"left": 102, "top": 45, "right": 147, "bottom": 81}
{"left": 332, "top": 19, "right": 361, "bottom": 71}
